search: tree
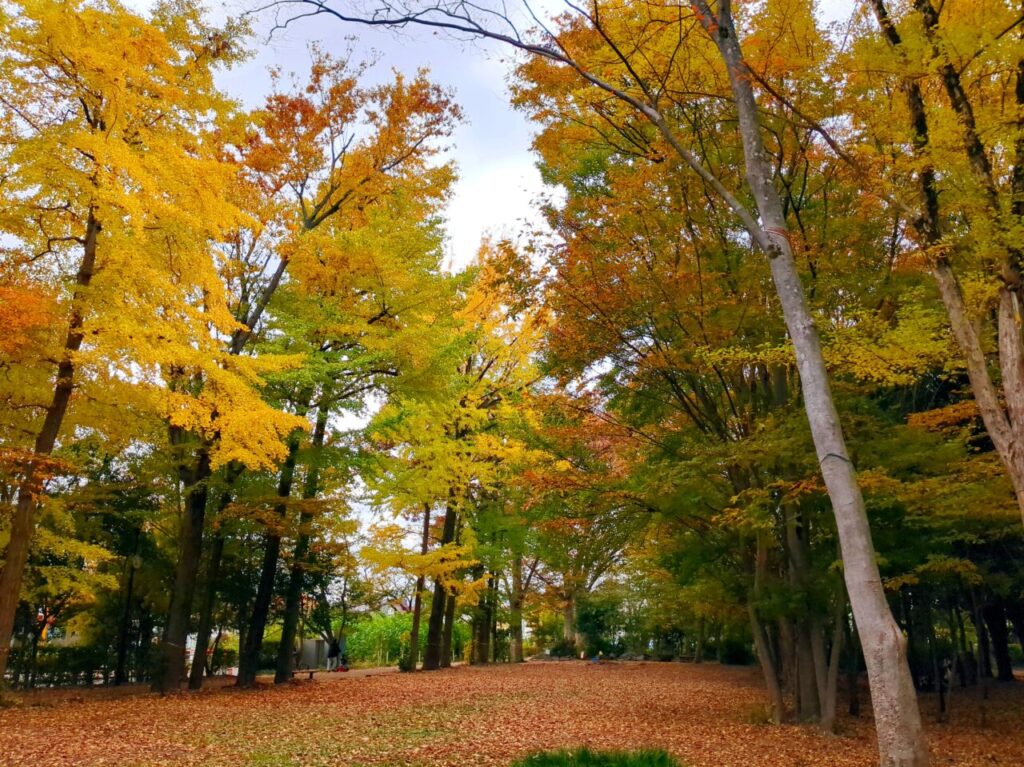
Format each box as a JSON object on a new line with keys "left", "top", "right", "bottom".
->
{"left": 269, "top": 2, "right": 928, "bottom": 761}
{"left": 846, "top": 0, "right": 1024, "bottom": 526}
{"left": 0, "top": 0, "right": 248, "bottom": 685}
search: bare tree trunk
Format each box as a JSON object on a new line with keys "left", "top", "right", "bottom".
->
{"left": 115, "top": 527, "right": 140, "bottom": 687}
{"left": 441, "top": 515, "right": 462, "bottom": 669}
{"left": 510, "top": 553, "right": 524, "bottom": 663}
{"left": 440, "top": 583, "right": 457, "bottom": 668}
{"left": 751, "top": 533, "right": 785, "bottom": 724}
{"left": 275, "top": 402, "right": 330, "bottom": 683}
{"left": 189, "top": 520, "right": 227, "bottom": 690}
{"left": 821, "top": 604, "right": 846, "bottom": 733}
{"left": 472, "top": 571, "right": 496, "bottom": 664}
{"left": 422, "top": 505, "right": 457, "bottom": 671}
{"left": 407, "top": 504, "right": 431, "bottom": 670}
{"left": 695, "top": 617, "right": 706, "bottom": 664}
{"left": 983, "top": 604, "right": 1014, "bottom": 682}
{"left": 0, "top": 211, "right": 100, "bottom": 684}
{"left": 702, "top": 6, "right": 928, "bottom": 763}
{"left": 785, "top": 505, "right": 820, "bottom": 721}
{"left": 562, "top": 591, "right": 577, "bottom": 649}
{"left": 153, "top": 449, "right": 212, "bottom": 692}
{"left": 238, "top": 434, "right": 300, "bottom": 687}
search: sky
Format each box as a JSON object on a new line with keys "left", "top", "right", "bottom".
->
{"left": 126, "top": 0, "right": 854, "bottom": 270}
{"left": 128, "top": 0, "right": 561, "bottom": 271}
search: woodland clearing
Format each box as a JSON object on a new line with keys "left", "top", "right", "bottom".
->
{"left": 0, "top": 661, "right": 1020, "bottom": 767}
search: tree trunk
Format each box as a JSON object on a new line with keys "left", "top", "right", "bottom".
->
{"left": 750, "top": 533, "right": 785, "bottom": 724}
{"left": 407, "top": 504, "right": 431, "bottom": 670}
{"left": 562, "top": 589, "right": 578, "bottom": 649}
{"left": 135, "top": 608, "right": 154, "bottom": 684}
{"left": 695, "top": 617, "right": 706, "bottom": 664}
{"left": 490, "top": 575, "right": 499, "bottom": 663}
{"left": 114, "top": 555, "right": 137, "bottom": 686}
{"left": 470, "top": 564, "right": 488, "bottom": 664}
{"left": 153, "top": 448, "right": 212, "bottom": 693}
{"left": 972, "top": 592, "right": 993, "bottom": 680}
{"left": 440, "top": 582, "right": 457, "bottom": 668}
{"left": 189, "top": 521, "right": 227, "bottom": 690}
{"left": 237, "top": 434, "right": 300, "bottom": 687}
{"left": 114, "top": 526, "right": 141, "bottom": 687}
{"left": 1009, "top": 603, "right": 1024, "bottom": 656}
{"left": 703, "top": 6, "right": 928, "bottom": 763}
{"left": 422, "top": 505, "right": 457, "bottom": 671}
{"left": 510, "top": 553, "right": 524, "bottom": 663}
{"left": 785, "top": 504, "right": 820, "bottom": 721}
{"left": 473, "top": 572, "right": 495, "bottom": 664}
{"left": 983, "top": 604, "right": 1015, "bottom": 682}
{"left": 0, "top": 211, "right": 100, "bottom": 683}
{"left": 821, "top": 613, "right": 845, "bottom": 733}
{"left": 275, "top": 403, "right": 330, "bottom": 683}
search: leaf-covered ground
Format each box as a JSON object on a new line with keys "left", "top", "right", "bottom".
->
{"left": 0, "top": 661, "right": 1020, "bottom": 767}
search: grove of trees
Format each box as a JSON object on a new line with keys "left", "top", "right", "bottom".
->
{"left": 2, "top": 3, "right": 1024, "bottom": 767}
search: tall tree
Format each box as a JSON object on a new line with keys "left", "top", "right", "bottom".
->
{"left": 275, "top": 2, "right": 927, "bottom": 762}
{"left": 0, "top": 0, "right": 246, "bottom": 684}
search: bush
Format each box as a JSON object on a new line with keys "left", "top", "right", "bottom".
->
{"left": 211, "top": 646, "right": 237, "bottom": 674}
{"left": 397, "top": 653, "right": 415, "bottom": 672}
{"left": 513, "top": 749, "right": 681, "bottom": 767}
{"left": 257, "top": 640, "right": 280, "bottom": 672}
{"left": 547, "top": 638, "right": 579, "bottom": 658}
{"left": 717, "top": 637, "right": 753, "bottom": 666}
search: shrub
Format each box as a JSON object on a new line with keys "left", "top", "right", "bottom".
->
{"left": 547, "top": 639, "right": 579, "bottom": 658}
{"left": 717, "top": 638, "right": 753, "bottom": 666}
{"left": 512, "top": 749, "right": 681, "bottom": 767}
{"left": 257, "top": 640, "right": 280, "bottom": 672}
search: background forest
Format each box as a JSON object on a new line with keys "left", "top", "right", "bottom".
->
{"left": 1, "top": 2, "right": 1023, "bottom": 766}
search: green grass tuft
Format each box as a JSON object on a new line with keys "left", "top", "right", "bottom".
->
{"left": 512, "top": 748, "right": 681, "bottom": 767}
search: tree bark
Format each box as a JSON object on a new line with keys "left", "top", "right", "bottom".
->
{"left": 472, "top": 572, "right": 495, "bottom": 664}
{"left": 407, "top": 504, "right": 432, "bottom": 670}
{"left": 189, "top": 517, "right": 227, "bottom": 690}
{"left": 440, "top": 581, "right": 457, "bottom": 668}
{"left": 750, "top": 532, "right": 785, "bottom": 724}
{"left": 275, "top": 403, "right": 330, "bottom": 683}
{"left": 699, "top": 5, "right": 928, "bottom": 763}
{"left": 237, "top": 434, "right": 300, "bottom": 687}
{"left": 510, "top": 553, "right": 524, "bottom": 663}
{"left": 821, "top": 603, "right": 846, "bottom": 733}
{"left": 422, "top": 505, "right": 457, "bottom": 670}
{"left": 983, "top": 604, "right": 1015, "bottom": 682}
{"left": 562, "top": 591, "right": 577, "bottom": 649}
{"left": 114, "top": 528, "right": 141, "bottom": 686}
{"left": 784, "top": 504, "right": 820, "bottom": 721}
{"left": 695, "top": 617, "right": 706, "bottom": 664}
{"left": 153, "top": 449, "right": 212, "bottom": 692}
{"left": 0, "top": 211, "right": 100, "bottom": 683}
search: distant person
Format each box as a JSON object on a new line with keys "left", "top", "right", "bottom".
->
{"left": 327, "top": 637, "right": 341, "bottom": 671}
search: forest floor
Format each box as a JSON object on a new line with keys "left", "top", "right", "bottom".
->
{"left": 0, "top": 661, "right": 1021, "bottom": 767}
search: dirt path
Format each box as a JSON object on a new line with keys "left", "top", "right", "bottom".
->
{"left": 0, "top": 662, "right": 1019, "bottom": 767}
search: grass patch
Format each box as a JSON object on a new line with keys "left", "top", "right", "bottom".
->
{"left": 513, "top": 748, "right": 681, "bottom": 767}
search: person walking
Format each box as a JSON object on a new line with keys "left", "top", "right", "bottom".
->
{"left": 326, "top": 636, "right": 340, "bottom": 671}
